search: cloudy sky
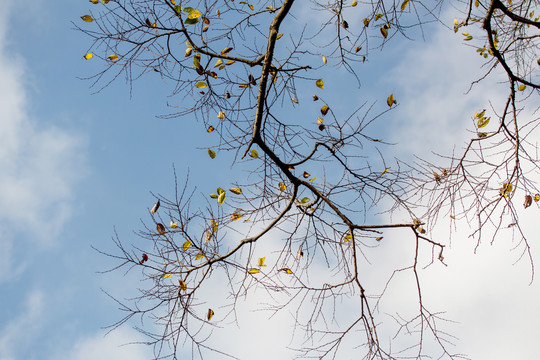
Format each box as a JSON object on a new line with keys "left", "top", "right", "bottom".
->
{"left": 0, "top": 1, "right": 539, "bottom": 360}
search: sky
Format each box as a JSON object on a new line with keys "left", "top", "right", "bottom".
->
{"left": 0, "top": 1, "right": 539, "bottom": 360}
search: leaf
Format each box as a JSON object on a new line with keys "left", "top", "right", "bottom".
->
{"left": 248, "top": 268, "right": 260, "bottom": 274}
{"left": 296, "top": 248, "right": 303, "bottom": 259}
{"left": 380, "top": 27, "right": 388, "bottom": 39}
{"left": 217, "top": 187, "right": 225, "bottom": 195}
{"left": 195, "top": 252, "right": 205, "bottom": 260}
{"left": 524, "top": 195, "right": 533, "bottom": 209}
{"left": 258, "top": 257, "right": 267, "bottom": 267}
{"left": 217, "top": 110, "right": 225, "bottom": 119}
{"left": 216, "top": 9, "right": 220, "bottom": 17}
{"left": 250, "top": 149, "right": 259, "bottom": 158}
{"left": 463, "top": 35, "right": 473, "bottom": 41}
{"left": 209, "top": 193, "right": 218, "bottom": 199}
{"left": 226, "top": 60, "right": 235, "bottom": 65}
{"left": 139, "top": 253, "right": 148, "bottom": 264}
{"left": 217, "top": 191, "right": 226, "bottom": 205}
{"left": 279, "top": 182, "right": 286, "bottom": 191}
{"left": 145, "top": 18, "right": 156, "bottom": 27}
{"left": 316, "top": 79, "right": 324, "bottom": 90}
{"left": 151, "top": 199, "right": 160, "bottom": 214}
{"left": 156, "top": 223, "right": 166, "bottom": 235}
{"left": 387, "top": 94, "right": 396, "bottom": 106}
{"left": 303, "top": 171, "right": 310, "bottom": 178}
{"left": 309, "top": 177, "right": 317, "bottom": 182}
{"left": 355, "top": 46, "right": 362, "bottom": 53}
{"left": 210, "top": 219, "right": 218, "bottom": 232}
{"left": 518, "top": 84, "right": 526, "bottom": 91}
{"left": 320, "top": 105, "right": 329, "bottom": 116}
{"left": 381, "top": 168, "right": 389, "bottom": 175}
{"left": 363, "top": 18, "right": 370, "bottom": 27}
{"left": 351, "top": 0, "right": 358, "bottom": 6}
{"left": 279, "top": 268, "right": 293, "bottom": 274}
{"left": 474, "top": 109, "right": 486, "bottom": 118}
{"left": 401, "top": 0, "right": 410, "bottom": 11}
{"left": 221, "top": 47, "right": 233, "bottom": 55}
{"left": 162, "top": 274, "right": 172, "bottom": 279}
{"left": 207, "top": 308, "right": 214, "bottom": 321}
{"left": 207, "top": 125, "right": 215, "bottom": 133}
{"left": 534, "top": 194, "right": 540, "bottom": 202}
{"left": 170, "top": 221, "right": 178, "bottom": 228}
{"left": 276, "top": 34, "right": 283, "bottom": 39}
{"left": 90, "top": 0, "right": 99, "bottom": 3}
{"left": 183, "top": 240, "right": 192, "bottom": 251}
{"left": 376, "top": 237, "right": 383, "bottom": 241}
{"left": 108, "top": 54, "right": 119, "bottom": 61}
{"left": 179, "top": 280, "right": 187, "bottom": 291}
{"left": 101, "top": 0, "right": 109, "bottom": 3}
{"left": 208, "top": 149, "right": 216, "bottom": 159}
{"left": 185, "top": 17, "right": 199, "bottom": 25}
{"left": 188, "top": 10, "right": 201, "bottom": 19}
{"left": 81, "top": 15, "right": 94, "bottom": 22}
{"left": 184, "top": 47, "right": 193, "bottom": 57}
{"left": 84, "top": 53, "right": 93, "bottom": 60}
{"left": 230, "top": 212, "right": 242, "bottom": 221}
{"left": 229, "top": 187, "right": 242, "bottom": 195}
{"left": 344, "top": 234, "right": 352, "bottom": 242}
{"left": 477, "top": 116, "right": 490, "bottom": 128}
{"left": 291, "top": 98, "right": 299, "bottom": 104}
{"left": 375, "top": 13, "right": 383, "bottom": 21}
{"left": 195, "top": 82, "right": 207, "bottom": 89}
{"left": 300, "top": 197, "right": 310, "bottom": 204}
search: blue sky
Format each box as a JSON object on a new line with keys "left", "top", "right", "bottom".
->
{"left": 1, "top": 1, "right": 539, "bottom": 359}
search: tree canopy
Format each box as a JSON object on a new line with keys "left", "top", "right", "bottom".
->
{"left": 79, "top": 0, "right": 539, "bottom": 358}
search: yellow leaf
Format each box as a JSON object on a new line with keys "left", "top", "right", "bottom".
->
{"left": 170, "top": 221, "right": 178, "bottom": 228}
{"left": 279, "top": 268, "right": 293, "bottom": 274}
{"left": 162, "top": 274, "right": 172, "bottom": 279}
{"left": 248, "top": 4, "right": 254, "bottom": 10}
{"left": 179, "top": 280, "right": 187, "bottom": 290}
{"left": 381, "top": 168, "right": 389, "bottom": 175}
{"left": 375, "top": 13, "right": 383, "bottom": 21}
{"left": 464, "top": 35, "right": 473, "bottom": 41}
{"left": 217, "top": 191, "right": 226, "bottom": 205}
{"left": 351, "top": 0, "right": 358, "bottom": 6}
{"left": 209, "top": 193, "right": 218, "bottom": 199}
{"left": 355, "top": 46, "right": 362, "bottom": 53}
{"left": 276, "top": 34, "right": 283, "bottom": 39}
{"left": 81, "top": 15, "right": 94, "bottom": 22}
{"left": 226, "top": 60, "right": 235, "bottom": 65}
{"left": 248, "top": 268, "right": 260, "bottom": 274}
{"left": 208, "top": 149, "right": 216, "bottom": 159}
{"left": 376, "top": 237, "right": 383, "bottom": 241}
{"left": 182, "top": 240, "right": 192, "bottom": 251}
{"left": 196, "top": 82, "right": 207, "bottom": 89}
{"left": 171, "top": 0, "right": 175, "bottom": 4}
{"left": 518, "top": 84, "right": 526, "bottom": 91}
{"left": 207, "top": 308, "right": 214, "bottom": 320}
{"left": 214, "top": 59, "right": 223, "bottom": 68}
{"left": 108, "top": 54, "right": 119, "bottom": 61}
{"left": 221, "top": 47, "right": 233, "bottom": 55}
{"left": 210, "top": 219, "right": 218, "bottom": 232}
{"left": 193, "top": 54, "right": 201, "bottom": 68}
{"left": 322, "top": 56, "right": 327, "bottom": 64}
{"left": 316, "top": 79, "right": 324, "bottom": 90}
{"left": 217, "top": 110, "right": 225, "bottom": 119}
{"left": 380, "top": 27, "right": 388, "bottom": 39}
{"left": 216, "top": 9, "right": 220, "bottom": 17}
{"left": 453, "top": 19, "right": 459, "bottom": 25}
{"left": 320, "top": 105, "right": 329, "bottom": 116}
{"left": 230, "top": 212, "right": 242, "bottom": 221}
{"left": 195, "top": 252, "right": 205, "bottom": 260}
{"left": 401, "top": 0, "right": 410, "bottom": 11}
{"left": 363, "top": 18, "right": 370, "bottom": 27}
{"left": 188, "top": 10, "right": 201, "bottom": 19}
{"left": 317, "top": 117, "right": 324, "bottom": 125}
{"left": 258, "top": 257, "right": 266, "bottom": 267}
{"left": 475, "top": 0, "right": 479, "bottom": 6}
{"left": 101, "top": 0, "right": 109, "bottom": 3}
{"left": 207, "top": 125, "right": 214, "bottom": 133}
{"left": 474, "top": 109, "right": 486, "bottom": 118}
{"left": 477, "top": 116, "right": 490, "bottom": 128}
{"left": 229, "top": 187, "right": 242, "bottom": 194}
{"left": 184, "top": 47, "right": 193, "bottom": 57}
{"left": 90, "top": 0, "right": 99, "bottom": 4}
{"left": 250, "top": 149, "right": 259, "bottom": 158}
{"left": 344, "top": 234, "right": 352, "bottom": 242}
{"left": 291, "top": 98, "right": 298, "bottom": 104}
{"left": 534, "top": 194, "right": 540, "bottom": 202}
{"left": 278, "top": 182, "right": 286, "bottom": 191}
{"left": 84, "top": 53, "right": 93, "bottom": 60}
{"left": 387, "top": 94, "right": 396, "bottom": 106}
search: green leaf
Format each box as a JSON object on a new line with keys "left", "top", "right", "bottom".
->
{"left": 185, "top": 17, "right": 199, "bottom": 25}
{"left": 300, "top": 197, "right": 310, "bottom": 204}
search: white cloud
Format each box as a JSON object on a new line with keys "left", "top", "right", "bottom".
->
{"left": 0, "top": 1, "right": 86, "bottom": 283}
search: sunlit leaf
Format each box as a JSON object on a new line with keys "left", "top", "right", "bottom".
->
{"left": 534, "top": 194, "right": 540, "bottom": 202}
{"left": 184, "top": 47, "right": 193, "bottom": 57}
{"left": 279, "top": 182, "right": 286, "bottom": 191}
{"left": 207, "top": 125, "right": 214, "bottom": 133}
{"left": 170, "top": 221, "right": 178, "bottom": 228}
{"left": 217, "top": 110, "right": 225, "bottom": 119}
{"left": 179, "top": 280, "right": 187, "bottom": 291}
{"left": 208, "top": 149, "right": 216, "bottom": 159}
{"left": 344, "top": 234, "right": 352, "bottom": 242}
{"left": 209, "top": 193, "right": 218, "bottom": 199}
{"left": 108, "top": 54, "right": 119, "bottom": 61}
{"left": 84, "top": 53, "right": 93, "bottom": 60}
{"left": 477, "top": 116, "right": 490, "bottom": 128}
{"left": 316, "top": 79, "right": 324, "bottom": 90}
{"left": 250, "top": 149, "right": 259, "bottom": 158}
{"left": 296, "top": 248, "right": 303, "bottom": 259}
{"left": 258, "top": 257, "right": 267, "bottom": 267}
{"left": 401, "top": 0, "right": 410, "bottom": 11}
{"left": 162, "top": 273, "right": 171, "bottom": 279}
{"left": 195, "top": 252, "right": 205, "bottom": 260}
{"left": 474, "top": 109, "right": 486, "bottom": 118}
{"left": 300, "top": 197, "right": 310, "bottom": 204}
{"left": 248, "top": 268, "right": 260, "bottom": 274}
{"left": 188, "top": 10, "right": 201, "bottom": 19}
{"left": 276, "top": 34, "right": 283, "bottom": 39}
{"left": 387, "top": 94, "right": 396, "bottom": 106}
{"left": 303, "top": 171, "right": 310, "bottom": 178}
{"left": 463, "top": 35, "right": 473, "bottom": 41}
{"left": 156, "top": 223, "right": 166, "bottom": 235}
{"left": 230, "top": 212, "right": 242, "bottom": 221}
{"left": 320, "top": 105, "right": 329, "bottom": 116}
{"left": 195, "top": 81, "right": 207, "bottom": 89}
{"left": 363, "top": 18, "right": 370, "bottom": 27}
{"left": 217, "top": 187, "right": 225, "bottom": 195}
{"left": 151, "top": 199, "right": 160, "bottom": 214}
{"left": 81, "top": 15, "right": 94, "bottom": 22}
{"left": 380, "top": 27, "right": 388, "bottom": 38}
{"left": 90, "top": 0, "right": 99, "bottom": 3}
{"left": 375, "top": 13, "right": 383, "bottom": 21}
{"left": 518, "top": 84, "right": 526, "bottom": 91}
{"left": 355, "top": 46, "right": 362, "bottom": 53}
{"left": 376, "top": 237, "right": 383, "bottom": 241}
{"left": 216, "top": 9, "right": 220, "bottom": 17}
{"left": 351, "top": 0, "right": 358, "bottom": 6}
{"left": 221, "top": 47, "right": 233, "bottom": 55}
{"left": 229, "top": 187, "right": 242, "bottom": 195}
{"left": 210, "top": 219, "right": 218, "bottom": 233}
{"left": 226, "top": 60, "right": 235, "bottom": 65}
{"left": 214, "top": 59, "right": 223, "bottom": 68}
{"left": 101, "top": 0, "right": 109, "bottom": 3}
{"left": 218, "top": 191, "right": 226, "bottom": 205}
{"left": 309, "top": 177, "right": 317, "bottom": 182}
{"left": 291, "top": 98, "right": 299, "bottom": 104}
{"left": 279, "top": 268, "right": 293, "bottom": 274}
{"left": 183, "top": 240, "right": 192, "bottom": 251}
{"left": 207, "top": 309, "right": 214, "bottom": 321}
{"left": 322, "top": 56, "right": 327, "bottom": 64}
{"left": 381, "top": 168, "right": 389, "bottom": 175}
{"left": 524, "top": 195, "right": 533, "bottom": 209}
